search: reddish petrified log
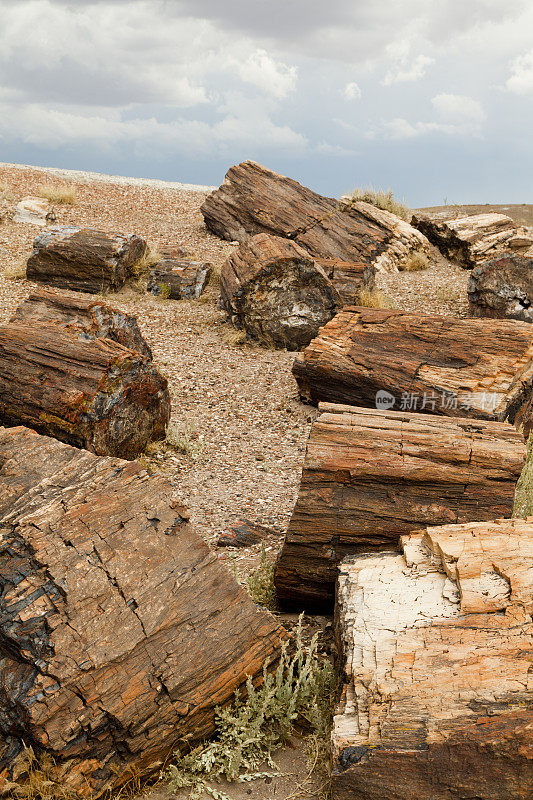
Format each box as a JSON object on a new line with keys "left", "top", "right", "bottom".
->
{"left": 0, "top": 425, "right": 286, "bottom": 798}
{"left": 147, "top": 258, "right": 212, "bottom": 299}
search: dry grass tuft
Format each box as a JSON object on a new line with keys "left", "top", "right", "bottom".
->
{"left": 37, "top": 184, "right": 77, "bottom": 205}
{"left": 3, "top": 261, "right": 27, "bottom": 281}
{"left": 356, "top": 288, "right": 397, "bottom": 309}
{"left": 401, "top": 251, "right": 430, "bottom": 272}
{"left": 130, "top": 248, "right": 162, "bottom": 279}
{"left": 222, "top": 326, "right": 248, "bottom": 346}
{"left": 344, "top": 186, "right": 411, "bottom": 221}
{"left": 7, "top": 744, "right": 75, "bottom": 799}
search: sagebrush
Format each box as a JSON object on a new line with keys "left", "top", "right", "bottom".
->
{"left": 165, "top": 615, "right": 337, "bottom": 800}
{"left": 246, "top": 541, "right": 277, "bottom": 609}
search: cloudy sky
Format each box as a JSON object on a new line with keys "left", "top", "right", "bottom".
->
{"left": 0, "top": 0, "right": 531, "bottom": 205}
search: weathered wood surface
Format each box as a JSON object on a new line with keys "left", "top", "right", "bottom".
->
{"left": 10, "top": 288, "right": 153, "bottom": 357}
{"left": 412, "top": 210, "right": 533, "bottom": 269}
{"left": 220, "top": 233, "right": 341, "bottom": 350}
{"left": 0, "top": 426, "right": 286, "bottom": 798}
{"left": 26, "top": 226, "right": 147, "bottom": 293}
{"left": 147, "top": 258, "right": 212, "bottom": 299}
{"left": 201, "top": 161, "right": 430, "bottom": 273}
{"left": 274, "top": 403, "right": 525, "bottom": 608}
{"left": 468, "top": 252, "right": 533, "bottom": 322}
{"left": 314, "top": 257, "right": 375, "bottom": 304}
{"left": 0, "top": 322, "right": 170, "bottom": 459}
{"left": 293, "top": 306, "right": 533, "bottom": 436}
{"left": 333, "top": 518, "right": 533, "bottom": 800}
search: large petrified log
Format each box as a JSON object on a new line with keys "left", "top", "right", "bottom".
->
{"left": 220, "top": 233, "right": 341, "bottom": 350}
{"left": 468, "top": 252, "right": 533, "bottom": 322}
{"left": 147, "top": 258, "right": 212, "bottom": 299}
{"left": 274, "top": 403, "right": 525, "bottom": 608}
{"left": 293, "top": 306, "right": 533, "bottom": 437}
{"left": 412, "top": 210, "right": 533, "bottom": 269}
{"left": 26, "top": 225, "right": 147, "bottom": 293}
{"left": 332, "top": 519, "right": 533, "bottom": 800}
{"left": 0, "top": 322, "right": 170, "bottom": 459}
{"left": 201, "top": 161, "right": 430, "bottom": 273}
{"left": 10, "top": 287, "right": 152, "bottom": 357}
{"left": 0, "top": 426, "right": 286, "bottom": 798}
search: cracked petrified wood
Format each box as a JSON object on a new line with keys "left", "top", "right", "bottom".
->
{"left": 201, "top": 161, "right": 430, "bottom": 272}
{"left": 468, "top": 252, "right": 533, "bottom": 322}
{"left": 274, "top": 403, "right": 525, "bottom": 608}
{"left": 10, "top": 287, "right": 152, "bottom": 358}
{"left": 412, "top": 210, "right": 532, "bottom": 269}
{"left": 147, "top": 258, "right": 212, "bottom": 300}
{"left": 332, "top": 519, "right": 533, "bottom": 800}
{"left": 26, "top": 226, "right": 147, "bottom": 293}
{"left": 293, "top": 306, "right": 533, "bottom": 437}
{"left": 220, "top": 233, "right": 341, "bottom": 350}
{"left": 0, "top": 426, "right": 286, "bottom": 799}
{"left": 0, "top": 321, "right": 170, "bottom": 459}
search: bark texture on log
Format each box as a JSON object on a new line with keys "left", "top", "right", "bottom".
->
{"left": 274, "top": 403, "right": 525, "bottom": 608}
{"left": 26, "top": 226, "right": 147, "bottom": 293}
{"left": 201, "top": 161, "right": 430, "bottom": 273}
{"left": 468, "top": 252, "right": 533, "bottom": 322}
{"left": 312, "top": 257, "right": 375, "bottom": 304}
{"left": 293, "top": 306, "right": 533, "bottom": 436}
{"left": 0, "top": 322, "right": 170, "bottom": 459}
{"left": 147, "top": 259, "right": 212, "bottom": 299}
{"left": 411, "top": 211, "right": 532, "bottom": 269}
{"left": 10, "top": 288, "right": 152, "bottom": 358}
{"left": 220, "top": 233, "right": 341, "bottom": 350}
{"left": 332, "top": 519, "right": 533, "bottom": 800}
{"left": 0, "top": 426, "right": 286, "bottom": 798}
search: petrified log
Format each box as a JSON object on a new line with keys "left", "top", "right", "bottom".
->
{"left": 293, "top": 306, "right": 533, "bottom": 436}
{"left": 411, "top": 210, "right": 531, "bottom": 269}
{"left": 315, "top": 257, "right": 375, "bottom": 304}
{"left": 10, "top": 288, "right": 152, "bottom": 358}
{"left": 468, "top": 252, "right": 533, "bottom": 322}
{"left": 201, "top": 161, "right": 430, "bottom": 272}
{"left": 13, "top": 196, "right": 56, "bottom": 226}
{"left": 333, "top": 518, "right": 533, "bottom": 800}
{"left": 26, "top": 225, "right": 147, "bottom": 293}
{"left": 0, "top": 322, "right": 170, "bottom": 459}
{"left": 147, "top": 258, "right": 212, "bottom": 299}
{"left": 220, "top": 233, "right": 341, "bottom": 350}
{"left": 0, "top": 426, "right": 286, "bottom": 798}
{"left": 274, "top": 403, "right": 525, "bottom": 608}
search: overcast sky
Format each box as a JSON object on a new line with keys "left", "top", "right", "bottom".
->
{"left": 0, "top": 0, "right": 532, "bottom": 205}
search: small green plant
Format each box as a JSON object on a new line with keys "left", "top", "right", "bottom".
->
{"left": 343, "top": 186, "right": 410, "bottom": 220}
{"left": 165, "top": 422, "right": 205, "bottom": 460}
{"left": 355, "top": 288, "right": 397, "bottom": 309}
{"left": 37, "top": 184, "right": 76, "bottom": 205}
{"left": 157, "top": 282, "right": 171, "bottom": 299}
{"left": 164, "top": 616, "right": 337, "bottom": 800}
{"left": 246, "top": 542, "right": 277, "bottom": 610}
{"left": 402, "top": 251, "right": 430, "bottom": 272}
{"left": 6, "top": 744, "right": 75, "bottom": 799}
{"left": 514, "top": 432, "right": 533, "bottom": 517}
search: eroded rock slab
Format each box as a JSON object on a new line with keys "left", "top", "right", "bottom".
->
{"left": 333, "top": 518, "right": 533, "bottom": 800}
{"left": 0, "top": 426, "right": 286, "bottom": 798}
{"left": 468, "top": 252, "right": 533, "bottom": 322}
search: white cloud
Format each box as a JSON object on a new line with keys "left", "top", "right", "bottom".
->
{"left": 343, "top": 82, "right": 362, "bottom": 100}
{"left": 506, "top": 50, "right": 533, "bottom": 94}
{"left": 382, "top": 54, "right": 434, "bottom": 86}
{"left": 374, "top": 94, "right": 485, "bottom": 140}
{"left": 233, "top": 49, "right": 297, "bottom": 98}
{"left": 431, "top": 93, "right": 485, "bottom": 124}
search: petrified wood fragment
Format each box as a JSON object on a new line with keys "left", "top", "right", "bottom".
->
{"left": 332, "top": 519, "right": 533, "bottom": 800}
{"left": 293, "top": 306, "right": 533, "bottom": 436}
{"left": 314, "top": 257, "right": 375, "bottom": 304}
{"left": 0, "top": 426, "right": 286, "bottom": 798}
{"left": 201, "top": 161, "right": 430, "bottom": 272}
{"left": 274, "top": 403, "right": 525, "bottom": 608}
{"left": 10, "top": 287, "right": 152, "bottom": 357}
{"left": 0, "top": 322, "right": 170, "bottom": 459}
{"left": 26, "top": 225, "right": 147, "bottom": 293}
{"left": 468, "top": 252, "right": 533, "bottom": 322}
{"left": 411, "top": 210, "right": 529, "bottom": 269}
{"left": 147, "top": 258, "right": 212, "bottom": 299}
{"left": 220, "top": 233, "right": 341, "bottom": 350}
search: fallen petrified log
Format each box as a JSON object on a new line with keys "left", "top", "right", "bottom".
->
{"left": 147, "top": 258, "right": 212, "bottom": 299}
{"left": 201, "top": 161, "right": 430, "bottom": 273}
{"left": 26, "top": 225, "right": 147, "bottom": 293}
{"left": 274, "top": 403, "right": 525, "bottom": 608}
{"left": 10, "top": 287, "right": 153, "bottom": 357}
{"left": 468, "top": 252, "right": 533, "bottom": 322}
{"left": 220, "top": 233, "right": 341, "bottom": 349}
{"left": 293, "top": 306, "right": 533, "bottom": 436}
{"left": 0, "top": 426, "right": 286, "bottom": 798}
{"left": 332, "top": 518, "right": 533, "bottom": 800}
{"left": 0, "top": 322, "right": 170, "bottom": 458}
{"left": 412, "top": 210, "right": 533, "bottom": 269}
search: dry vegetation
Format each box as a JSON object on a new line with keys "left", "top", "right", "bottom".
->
{"left": 37, "top": 184, "right": 77, "bottom": 205}
{"left": 345, "top": 186, "right": 411, "bottom": 220}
